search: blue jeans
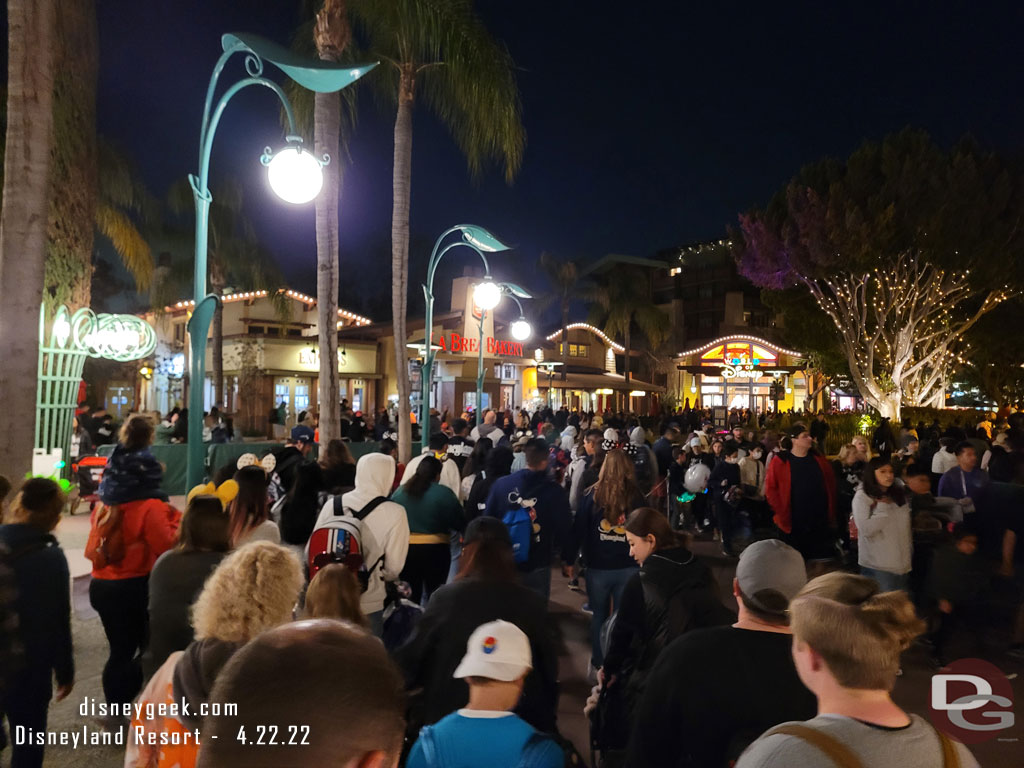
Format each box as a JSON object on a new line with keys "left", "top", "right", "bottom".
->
{"left": 521, "top": 565, "right": 552, "bottom": 602}
{"left": 587, "top": 566, "right": 637, "bottom": 667}
{"left": 860, "top": 566, "right": 910, "bottom": 594}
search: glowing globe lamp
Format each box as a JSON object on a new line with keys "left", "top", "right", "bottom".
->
{"left": 473, "top": 279, "right": 502, "bottom": 311}
{"left": 510, "top": 318, "right": 532, "bottom": 341}
{"left": 266, "top": 145, "right": 323, "bottom": 204}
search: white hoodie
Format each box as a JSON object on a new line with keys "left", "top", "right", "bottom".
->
{"left": 311, "top": 453, "right": 410, "bottom": 615}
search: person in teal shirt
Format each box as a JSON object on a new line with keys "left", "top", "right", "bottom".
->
{"left": 407, "top": 620, "right": 562, "bottom": 768}
{"left": 391, "top": 456, "right": 464, "bottom": 604}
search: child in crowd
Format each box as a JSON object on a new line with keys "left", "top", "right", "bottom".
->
{"left": 929, "top": 523, "right": 989, "bottom": 667}
{"left": 406, "top": 620, "right": 562, "bottom": 768}
{"left": 304, "top": 563, "right": 369, "bottom": 628}
{"left": 667, "top": 445, "right": 689, "bottom": 529}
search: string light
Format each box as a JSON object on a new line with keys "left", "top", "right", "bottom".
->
{"left": 169, "top": 288, "right": 371, "bottom": 326}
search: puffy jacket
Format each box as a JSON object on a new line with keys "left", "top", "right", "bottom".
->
{"left": 764, "top": 452, "right": 836, "bottom": 534}
{"left": 603, "top": 546, "right": 733, "bottom": 679}
{"left": 90, "top": 498, "right": 181, "bottom": 580}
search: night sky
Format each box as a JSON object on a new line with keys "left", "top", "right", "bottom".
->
{"left": 91, "top": 1, "right": 1024, "bottom": 315}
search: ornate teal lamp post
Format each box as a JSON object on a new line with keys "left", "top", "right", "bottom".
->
{"left": 471, "top": 282, "right": 532, "bottom": 419}
{"left": 186, "top": 33, "right": 376, "bottom": 489}
{"left": 420, "top": 225, "right": 511, "bottom": 433}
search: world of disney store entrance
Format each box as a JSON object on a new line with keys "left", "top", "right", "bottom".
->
{"left": 674, "top": 336, "right": 807, "bottom": 413}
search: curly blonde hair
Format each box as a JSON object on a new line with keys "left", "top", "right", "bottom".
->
{"left": 191, "top": 541, "right": 303, "bottom": 643}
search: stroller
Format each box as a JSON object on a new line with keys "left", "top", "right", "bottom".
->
{"left": 71, "top": 454, "right": 106, "bottom": 515}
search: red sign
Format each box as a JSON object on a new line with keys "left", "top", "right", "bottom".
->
{"left": 438, "top": 332, "right": 523, "bottom": 358}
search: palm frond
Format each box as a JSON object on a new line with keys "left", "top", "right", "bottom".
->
{"left": 94, "top": 203, "right": 154, "bottom": 291}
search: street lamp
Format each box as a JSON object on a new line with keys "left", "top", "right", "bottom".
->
{"left": 471, "top": 282, "right": 532, "bottom": 420}
{"left": 420, "top": 225, "right": 511, "bottom": 434}
{"left": 185, "top": 33, "right": 376, "bottom": 489}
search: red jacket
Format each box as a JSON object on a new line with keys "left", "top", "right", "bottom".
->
{"left": 764, "top": 452, "right": 836, "bottom": 534}
{"left": 90, "top": 498, "right": 181, "bottom": 580}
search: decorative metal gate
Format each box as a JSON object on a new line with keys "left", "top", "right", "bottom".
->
{"left": 36, "top": 305, "right": 157, "bottom": 475}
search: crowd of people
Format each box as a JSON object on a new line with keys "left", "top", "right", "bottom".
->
{"left": 2, "top": 400, "right": 1022, "bottom": 767}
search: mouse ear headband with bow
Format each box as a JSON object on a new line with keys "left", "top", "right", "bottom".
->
{"left": 186, "top": 479, "right": 239, "bottom": 509}
{"left": 236, "top": 453, "right": 277, "bottom": 474}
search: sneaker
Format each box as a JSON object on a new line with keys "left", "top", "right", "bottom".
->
{"left": 581, "top": 603, "right": 593, "bottom": 616}
{"left": 567, "top": 579, "right": 584, "bottom": 594}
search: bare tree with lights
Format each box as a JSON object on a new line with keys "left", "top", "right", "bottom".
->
{"left": 735, "top": 129, "right": 1024, "bottom": 420}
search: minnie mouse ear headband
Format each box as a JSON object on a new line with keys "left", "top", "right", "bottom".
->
{"left": 236, "top": 453, "right": 276, "bottom": 474}
{"left": 186, "top": 479, "right": 239, "bottom": 509}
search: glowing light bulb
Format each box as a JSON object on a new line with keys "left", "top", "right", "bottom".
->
{"left": 267, "top": 146, "right": 323, "bottom": 204}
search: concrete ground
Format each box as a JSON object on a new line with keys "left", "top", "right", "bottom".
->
{"left": 4, "top": 509, "right": 1022, "bottom": 767}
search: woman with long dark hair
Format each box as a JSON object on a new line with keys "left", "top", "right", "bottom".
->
{"left": 228, "top": 466, "right": 280, "bottom": 547}
{"left": 567, "top": 450, "right": 644, "bottom": 669}
{"left": 464, "top": 444, "right": 513, "bottom": 522}
{"left": 391, "top": 456, "right": 464, "bottom": 604}
{"left": 852, "top": 457, "right": 912, "bottom": 593}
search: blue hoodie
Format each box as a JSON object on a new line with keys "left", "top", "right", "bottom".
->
{"left": 484, "top": 469, "right": 571, "bottom": 572}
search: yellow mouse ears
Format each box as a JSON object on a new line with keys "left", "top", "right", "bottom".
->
{"left": 236, "top": 452, "right": 276, "bottom": 473}
{"left": 186, "top": 479, "right": 239, "bottom": 509}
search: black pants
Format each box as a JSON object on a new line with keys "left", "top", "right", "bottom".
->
{"left": 89, "top": 575, "right": 149, "bottom": 705}
{"left": 1, "top": 666, "right": 51, "bottom": 768}
{"left": 933, "top": 602, "right": 990, "bottom": 662}
{"left": 401, "top": 543, "right": 450, "bottom": 605}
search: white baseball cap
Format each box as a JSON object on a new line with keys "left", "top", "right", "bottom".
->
{"left": 453, "top": 620, "right": 532, "bottom": 682}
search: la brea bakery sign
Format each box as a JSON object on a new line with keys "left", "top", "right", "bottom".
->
{"left": 439, "top": 332, "right": 524, "bottom": 358}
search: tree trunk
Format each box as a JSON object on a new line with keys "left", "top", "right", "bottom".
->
{"left": 211, "top": 274, "right": 224, "bottom": 408}
{"left": 560, "top": 299, "right": 569, "bottom": 382}
{"left": 313, "top": 0, "right": 348, "bottom": 445}
{"left": 0, "top": 0, "right": 58, "bottom": 482}
{"left": 46, "top": 0, "right": 97, "bottom": 311}
{"left": 624, "top": 324, "right": 631, "bottom": 385}
{"left": 392, "top": 69, "right": 415, "bottom": 463}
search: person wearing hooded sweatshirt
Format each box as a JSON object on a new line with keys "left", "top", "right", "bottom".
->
{"left": 470, "top": 409, "right": 503, "bottom": 443}
{"left": 592, "top": 507, "right": 734, "bottom": 756}
{"left": 0, "top": 480, "right": 74, "bottom": 768}
{"left": 484, "top": 439, "right": 572, "bottom": 601}
{"left": 559, "top": 425, "right": 578, "bottom": 453}
{"left": 309, "top": 452, "right": 410, "bottom": 635}
{"left": 126, "top": 542, "right": 303, "bottom": 768}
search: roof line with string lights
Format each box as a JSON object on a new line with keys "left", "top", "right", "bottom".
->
{"left": 169, "top": 288, "right": 372, "bottom": 326}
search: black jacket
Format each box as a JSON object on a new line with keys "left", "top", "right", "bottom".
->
{"left": 394, "top": 577, "right": 559, "bottom": 734}
{"left": 279, "top": 462, "right": 356, "bottom": 545}
{"left": 0, "top": 524, "right": 74, "bottom": 688}
{"left": 603, "top": 546, "right": 733, "bottom": 679}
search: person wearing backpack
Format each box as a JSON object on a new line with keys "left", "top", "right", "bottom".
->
{"left": 564, "top": 449, "right": 643, "bottom": 670}
{"left": 88, "top": 416, "right": 180, "bottom": 714}
{"left": 0, "top": 479, "right": 74, "bottom": 768}
{"left": 307, "top": 452, "right": 409, "bottom": 636}
{"left": 483, "top": 438, "right": 572, "bottom": 601}
{"left": 736, "top": 572, "right": 978, "bottom": 768}
{"left": 406, "top": 620, "right": 563, "bottom": 768}
{"left": 392, "top": 456, "right": 465, "bottom": 605}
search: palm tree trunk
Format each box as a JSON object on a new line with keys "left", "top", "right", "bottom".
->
{"left": 560, "top": 299, "right": 569, "bottom": 383}
{"left": 211, "top": 275, "right": 225, "bottom": 408}
{"left": 47, "top": 0, "right": 97, "bottom": 311}
{"left": 624, "top": 324, "right": 631, "bottom": 385}
{"left": 392, "top": 68, "right": 415, "bottom": 463}
{"left": 313, "top": 0, "right": 349, "bottom": 445}
{"left": 0, "top": 0, "right": 58, "bottom": 482}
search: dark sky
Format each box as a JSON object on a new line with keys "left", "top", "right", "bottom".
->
{"left": 93, "top": 1, "right": 1024, "bottom": 312}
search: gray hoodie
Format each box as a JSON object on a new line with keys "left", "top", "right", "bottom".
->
{"left": 311, "top": 453, "right": 410, "bottom": 614}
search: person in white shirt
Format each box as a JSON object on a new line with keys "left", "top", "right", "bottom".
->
{"left": 310, "top": 452, "right": 409, "bottom": 635}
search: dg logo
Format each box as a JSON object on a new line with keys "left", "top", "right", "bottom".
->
{"left": 929, "top": 658, "right": 1016, "bottom": 744}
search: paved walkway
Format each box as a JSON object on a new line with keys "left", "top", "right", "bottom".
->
{"left": 5, "top": 511, "right": 1021, "bottom": 767}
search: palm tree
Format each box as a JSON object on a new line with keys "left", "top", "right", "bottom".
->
{"left": 536, "top": 252, "right": 580, "bottom": 382}
{"left": 311, "top": 0, "right": 351, "bottom": 444}
{"left": 0, "top": 0, "right": 58, "bottom": 482}
{"left": 589, "top": 264, "right": 669, "bottom": 391}
{"left": 348, "top": 0, "right": 525, "bottom": 463}
{"left": 164, "top": 179, "right": 286, "bottom": 407}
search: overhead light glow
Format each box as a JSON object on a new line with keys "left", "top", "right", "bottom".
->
{"left": 510, "top": 319, "right": 531, "bottom": 341}
{"left": 266, "top": 145, "right": 323, "bottom": 204}
{"left": 473, "top": 279, "right": 502, "bottom": 311}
